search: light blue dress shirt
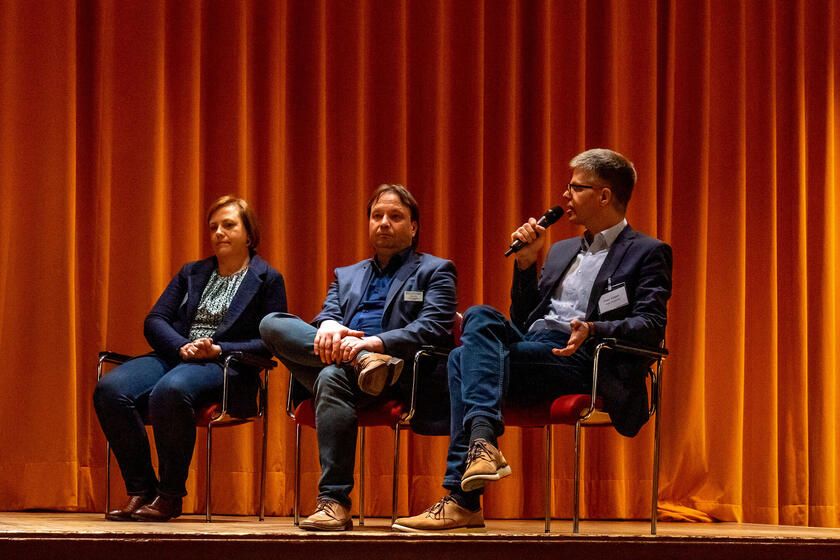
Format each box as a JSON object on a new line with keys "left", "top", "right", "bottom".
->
{"left": 529, "top": 219, "right": 627, "bottom": 334}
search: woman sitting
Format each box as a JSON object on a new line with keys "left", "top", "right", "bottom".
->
{"left": 94, "top": 195, "right": 287, "bottom": 521}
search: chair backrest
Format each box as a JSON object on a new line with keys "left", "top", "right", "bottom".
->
{"left": 453, "top": 311, "right": 463, "bottom": 346}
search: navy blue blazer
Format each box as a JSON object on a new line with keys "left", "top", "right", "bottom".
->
{"left": 144, "top": 254, "right": 287, "bottom": 415}
{"left": 312, "top": 250, "right": 457, "bottom": 396}
{"left": 510, "top": 225, "right": 672, "bottom": 436}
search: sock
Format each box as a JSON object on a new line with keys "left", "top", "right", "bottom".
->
{"left": 449, "top": 489, "right": 481, "bottom": 512}
{"left": 468, "top": 416, "right": 498, "bottom": 447}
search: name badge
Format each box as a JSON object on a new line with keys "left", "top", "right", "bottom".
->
{"left": 404, "top": 290, "right": 424, "bottom": 302}
{"left": 598, "top": 282, "right": 628, "bottom": 314}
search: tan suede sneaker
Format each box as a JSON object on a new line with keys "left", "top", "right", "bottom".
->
{"left": 392, "top": 496, "right": 485, "bottom": 533}
{"left": 460, "top": 438, "right": 512, "bottom": 492}
{"left": 354, "top": 352, "right": 404, "bottom": 396}
{"left": 299, "top": 499, "right": 352, "bottom": 531}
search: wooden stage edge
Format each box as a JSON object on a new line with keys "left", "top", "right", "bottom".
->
{"left": 2, "top": 512, "right": 839, "bottom": 560}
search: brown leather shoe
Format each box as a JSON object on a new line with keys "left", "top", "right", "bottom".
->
{"left": 354, "top": 352, "right": 403, "bottom": 396}
{"left": 460, "top": 438, "right": 512, "bottom": 492}
{"left": 300, "top": 499, "right": 352, "bottom": 531}
{"left": 105, "top": 494, "right": 154, "bottom": 521}
{"left": 392, "top": 496, "right": 485, "bottom": 533}
{"left": 131, "top": 494, "right": 182, "bottom": 522}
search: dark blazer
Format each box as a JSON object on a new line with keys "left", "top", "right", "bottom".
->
{"left": 312, "top": 250, "right": 457, "bottom": 398}
{"left": 144, "top": 254, "right": 287, "bottom": 415}
{"left": 510, "top": 225, "right": 672, "bottom": 436}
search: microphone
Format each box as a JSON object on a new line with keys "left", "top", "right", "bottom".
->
{"left": 504, "top": 206, "right": 564, "bottom": 257}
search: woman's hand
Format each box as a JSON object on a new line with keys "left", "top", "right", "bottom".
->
{"left": 179, "top": 338, "right": 222, "bottom": 361}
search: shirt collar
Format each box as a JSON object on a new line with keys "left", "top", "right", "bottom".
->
{"left": 372, "top": 247, "right": 412, "bottom": 275}
{"left": 581, "top": 218, "right": 628, "bottom": 253}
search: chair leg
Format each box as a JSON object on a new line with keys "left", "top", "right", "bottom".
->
{"left": 391, "top": 425, "right": 401, "bottom": 525}
{"left": 573, "top": 420, "right": 582, "bottom": 534}
{"left": 651, "top": 397, "right": 661, "bottom": 535}
{"left": 294, "top": 424, "right": 301, "bottom": 526}
{"left": 105, "top": 442, "right": 111, "bottom": 516}
{"left": 545, "top": 425, "right": 552, "bottom": 533}
{"left": 260, "top": 406, "right": 268, "bottom": 521}
{"left": 206, "top": 426, "right": 213, "bottom": 522}
{"left": 359, "top": 428, "right": 365, "bottom": 526}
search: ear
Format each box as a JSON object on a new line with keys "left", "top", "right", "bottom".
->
{"left": 600, "top": 187, "right": 613, "bottom": 206}
{"left": 411, "top": 221, "right": 418, "bottom": 238}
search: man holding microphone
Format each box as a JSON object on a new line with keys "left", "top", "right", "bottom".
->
{"left": 393, "top": 148, "right": 672, "bottom": 532}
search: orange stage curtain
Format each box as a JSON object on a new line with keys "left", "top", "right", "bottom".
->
{"left": 0, "top": 0, "right": 838, "bottom": 527}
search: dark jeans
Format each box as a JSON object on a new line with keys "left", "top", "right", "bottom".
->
{"left": 93, "top": 355, "right": 224, "bottom": 498}
{"left": 260, "top": 312, "right": 381, "bottom": 508}
{"left": 443, "top": 305, "right": 592, "bottom": 493}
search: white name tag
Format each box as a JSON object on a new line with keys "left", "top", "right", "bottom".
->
{"left": 598, "top": 284, "right": 629, "bottom": 314}
{"left": 404, "top": 290, "right": 424, "bottom": 302}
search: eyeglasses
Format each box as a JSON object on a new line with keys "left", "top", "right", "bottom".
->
{"left": 566, "top": 183, "right": 607, "bottom": 194}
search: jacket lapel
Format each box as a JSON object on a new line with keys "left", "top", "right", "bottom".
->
{"left": 185, "top": 257, "right": 216, "bottom": 322}
{"left": 542, "top": 242, "right": 581, "bottom": 296}
{"left": 586, "top": 226, "right": 636, "bottom": 318}
{"left": 384, "top": 251, "right": 421, "bottom": 318}
{"left": 215, "top": 256, "right": 265, "bottom": 337}
{"left": 343, "top": 261, "right": 372, "bottom": 323}
{"left": 524, "top": 242, "right": 580, "bottom": 327}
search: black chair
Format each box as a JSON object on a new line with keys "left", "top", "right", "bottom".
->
{"left": 97, "top": 350, "right": 276, "bottom": 522}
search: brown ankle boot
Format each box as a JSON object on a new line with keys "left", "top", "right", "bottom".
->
{"left": 353, "top": 352, "right": 404, "bottom": 396}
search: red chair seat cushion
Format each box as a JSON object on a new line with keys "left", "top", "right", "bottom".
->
{"left": 196, "top": 404, "right": 222, "bottom": 426}
{"left": 549, "top": 394, "right": 605, "bottom": 424}
{"left": 504, "top": 394, "right": 606, "bottom": 427}
{"left": 294, "top": 398, "right": 405, "bottom": 427}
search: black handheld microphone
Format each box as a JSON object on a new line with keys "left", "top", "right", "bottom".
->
{"left": 504, "top": 206, "right": 564, "bottom": 257}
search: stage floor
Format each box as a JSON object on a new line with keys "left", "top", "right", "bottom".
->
{"left": 1, "top": 511, "right": 839, "bottom": 538}
{"left": 3, "top": 512, "right": 840, "bottom": 560}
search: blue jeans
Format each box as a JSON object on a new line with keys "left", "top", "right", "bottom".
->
{"left": 93, "top": 355, "right": 224, "bottom": 498}
{"left": 443, "top": 305, "right": 592, "bottom": 493}
{"left": 260, "top": 312, "right": 380, "bottom": 508}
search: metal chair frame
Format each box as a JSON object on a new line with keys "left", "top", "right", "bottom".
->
{"left": 536, "top": 338, "right": 667, "bottom": 534}
{"left": 286, "top": 345, "right": 445, "bottom": 526}
{"left": 97, "top": 350, "right": 276, "bottom": 522}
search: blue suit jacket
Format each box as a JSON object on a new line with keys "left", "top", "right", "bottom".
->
{"left": 144, "top": 254, "right": 287, "bottom": 415}
{"left": 510, "top": 226, "right": 672, "bottom": 436}
{"left": 312, "top": 250, "right": 457, "bottom": 396}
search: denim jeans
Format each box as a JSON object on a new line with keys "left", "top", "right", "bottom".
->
{"left": 260, "top": 312, "right": 380, "bottom": 508}
{"left": 93, "top": 355, "right": 225, "bottom": 498}
{"left": 443, "top": 305, "right": 592, "bottom": 493}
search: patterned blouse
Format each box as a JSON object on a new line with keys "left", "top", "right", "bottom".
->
{"left": 188, "top": 266, "right": 249, "bottom": 340}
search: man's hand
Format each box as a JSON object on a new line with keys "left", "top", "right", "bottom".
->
{"left": 339, "top": 335, "right": 385, "bottom": 363}
{"left": 314, "top": 320, "right": 365, "bottom": 364}
{"left": 511, "top": 217, "right": 547, "bottom": 270}
{"left": 179, "top": 338, "right": 222, "bottom": 361}
{"left": 552, "top": 318, "right": 592, "bottom": 357}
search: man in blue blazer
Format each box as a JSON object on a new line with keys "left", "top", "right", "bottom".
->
{"left": 260, "top": 184, "right": 457, "bottom": 531}
{"left": 393, "top": 149, "right": 672, "bottom": 532}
